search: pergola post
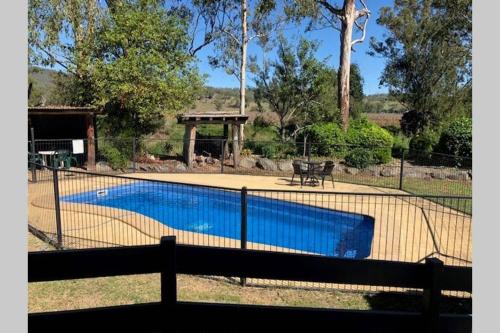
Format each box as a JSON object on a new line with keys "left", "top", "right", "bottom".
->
{"left": 232, "top": 124, "right": 240, "bottom": 167}
{"left": 183, "top": 124, "right": 196, "bottom": 167}
{"left": 85, "top": 114, "right": 96, "bottom": 171}
{"left": 223, "top": 124, "right": 229, "bottom": 158}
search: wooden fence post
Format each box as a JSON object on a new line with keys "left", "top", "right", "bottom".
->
{"left": 160, "top": 236, "right": 177, "bottom": 333}
{"left": 423, "top": 257, "right": 443, "bottom": 333}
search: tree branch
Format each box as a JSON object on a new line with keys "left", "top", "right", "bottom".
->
{"left": 318, "top": 0, "right": 344, "bottom": 18}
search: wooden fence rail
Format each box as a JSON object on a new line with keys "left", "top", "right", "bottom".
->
{"left": 28, "top": 236, "right": 472, "bottom": 333}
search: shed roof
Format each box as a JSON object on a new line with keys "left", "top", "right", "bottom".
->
{"left": 28, "top": 106, "right": 102, "bottom": 115}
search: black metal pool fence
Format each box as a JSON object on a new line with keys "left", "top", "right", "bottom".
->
{"left": 28, "top": 137, "right": 472, "bottom": 197}
{"left": 28, "top": 162, "right": 472, "bottom": 296}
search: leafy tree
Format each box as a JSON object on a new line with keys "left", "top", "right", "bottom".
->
{"left": 369, "top": 0, "right": 472, "bottom": 135}
{"left": 286, "top": 0, "right": 371, "bottom": 129}
{"left": 29, "top": 0, "right": 102, "bottom": 105}
{"left": 208, "top": 0, "right": 283, "bottom": 143}
{"left": 349, "top": 63, "right": 364, "bottom": 119}
{"left": 93, "top": 0, "right": 204, "bottom": 137}
{"left": 253, "top": 38, "right": 339, "bottom": 140}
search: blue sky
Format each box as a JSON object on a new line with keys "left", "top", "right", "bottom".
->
{"left": 194, "top": 0, "right": 392, "bottom": 95}
{"left": 37, "top": 0, "right": 392, "bottom": 96}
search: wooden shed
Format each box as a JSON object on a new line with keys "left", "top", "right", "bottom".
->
{"left": 28, "top": 106, "right": 102, "bottom": 169}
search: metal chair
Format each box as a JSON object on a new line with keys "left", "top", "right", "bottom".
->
{"left": 318, "top": 161, "right": 335, "bottom": 189}
{"left": 52, "top": 150, "right": 78, "bottom": 169}
{"left": 291, "top": 161, "right": 306, "bottom": 187}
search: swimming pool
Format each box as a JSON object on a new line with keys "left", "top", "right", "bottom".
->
{"left": 62, "top": 181, "right": 374, "bottom": 258}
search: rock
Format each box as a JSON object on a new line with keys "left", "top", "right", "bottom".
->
{"left": 158, "top": 165, "right": 169, "bottom": 173}
{"left": 430, "top": 171, "right": 447, "bottom": 179}
{"left": 139, "top": 165, "right": 149, "bottom": 172}
{"left": 345, "top": 167, "right": 359, "bottom": 175}
{"left": 96, "top": 161, "right": 112, "bottom": 172}
{"left": 206, "top": 156, "right": 216, "bottom": 164}
{"left": 195, "top": 155, "right": 206, "bottom": 163}
{"left": 363, "top": 166, "right": 381, "bottom": 177}
{"left": 240, "top": 157, "right": 257, "bottom": 169}
{"left": 175, "top": 163, "right": 187, "bottom": 172}
{"left": 380, "top": 168, "right": 399, "bottom": 177}
{"left": 447, "top": 171, "right": 470, "bottom": 181}
{"left": 277, "top": 160, "right": 293, "bottom": 172}
{"left": 146, "top": 154, "right": 155, "bottom": 161}
{"left": 256, "top": 158, "right": 277, "bottom": 171}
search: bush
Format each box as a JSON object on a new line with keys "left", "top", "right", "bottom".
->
{"left": 241, "top": 148, "right": 253, "bottom": 157}
{"left": 392, "top": 134, "right": 410, "bottom": 158}
{"left": 346, "top": 117, "right": 393, "bottom": 164}
{"left": 259, "top": 142, "right": 296, "bottom": 159}
{"left": 435, "top": 117, "right": 472, "bottom": 158}
{"left": 145, "top": 141, "right": 173, "bottom": 156}
{"left": 345, "top": 148, "right": 374, "bottom": 169}
{"left": 409, "top": 130, "right": 439, "bottom": 161}
{"left": 99, "top": 142, "right": 129, "bottom": 169}
{"left": 303, "top": 123, "right": 346, "bottom": 157}
{"left": 253, "top": 115, "right": 272, "bottom": 128}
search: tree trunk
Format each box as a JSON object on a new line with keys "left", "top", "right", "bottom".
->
{"left": 239, "top": 0, "right": 247, "bottom": 147}
{"left": 338, "top": 0, "right": 356, "bottom": 130}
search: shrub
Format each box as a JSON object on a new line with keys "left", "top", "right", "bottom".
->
{"left": 346, "top": 117, "right": 393, "bottom": 164}
{"left": 392, "top": 134, "right": 410, "bottom": 158}
{"left": 241, "top": 148, "right": 253, "bottom": 157}
{"left": 435, "top": 117, "right": 472, "bottom": 158}
{"left": 145, "top": 141, "right": 174, "bottom": 156}
{"left": 261, "top": 145, "right": 278, "bottom": 159}
{"left": 253, "top": 115, "right": 272, "bottom": 128}
{"left": 409, "top": 130, "right": 439, "bottom": 162}
{"left": 345, "top": 148, "right": 374, "bottom": 169}
{"left": 99, "top": 142, "right": 129, "bottom": 169}
{"left": 303, "top": 122, "right": 346, "bottom": 157}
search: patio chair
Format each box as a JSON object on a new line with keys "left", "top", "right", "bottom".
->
{"left": 28, "top": 152, "right": 43, "bottom": 168}
{"left": 318, "top": 161, "right": 335, "bottom": 189}
{"left": 291, "top": 161, "right": 306, "bottom": 187}
{"left": 52, "top": 150, "right": 78, "bottom": 170}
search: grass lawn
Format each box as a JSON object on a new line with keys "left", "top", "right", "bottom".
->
{"left": 28, "top": 233, "right": 471, "bottom": 314}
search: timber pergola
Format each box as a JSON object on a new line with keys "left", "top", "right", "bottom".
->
{"left": 177, "top": 113, "right": 248, "bottom": 168}
{"left": 28, "top": 106, "right": 102, "bottom": 170}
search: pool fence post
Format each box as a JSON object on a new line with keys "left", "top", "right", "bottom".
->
{"left": 52, "top": 168, "right": 63, "bottom": 248}
{"left": 30, "top": 127, "right": 37, "bottom": 183}
{"left": 132, "top": 137, "right": 136, "bottom": 173}
{"left": 160, "top": 236, "right": 177, "bottom": 331}
{"left": 422, "top": 257, "right": 443, "bottom": 333}
{"left": 240, "top": 186, "right": 248, "bottom": 286}
{"left": 220, "top": 139, "right": 225, "bottom": 174}
{"left": 399, "top": 149, "right": 405, "bottom": 190}
{"left": 307, "top": 141, "right": 312, "bottom": 162}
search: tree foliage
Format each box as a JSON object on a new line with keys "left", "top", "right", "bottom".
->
{"left": 94, "top": 0, "right": 204, "bottom": 137}
{"left": 369, "top": 0, "right": 472, "bottom": 135}
{"left": 29, "top": 0, "right": 103, "bottom": 105}
{"left": 253, "top": 37, "right": 339, "bottom": 140}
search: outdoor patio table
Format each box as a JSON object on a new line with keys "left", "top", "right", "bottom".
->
{"left": 38, "top": 151, "right": 56, "bottom": 166}
{"left": 303, "top": 161, "right": 322, "bottom": 186}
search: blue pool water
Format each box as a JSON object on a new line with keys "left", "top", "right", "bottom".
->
{"left": 62, "top": 182, "right": 374, "bottom": 258}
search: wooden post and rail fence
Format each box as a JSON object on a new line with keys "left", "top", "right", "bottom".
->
{"left": 28, "top": 236, "right": 471, "bottom": 333}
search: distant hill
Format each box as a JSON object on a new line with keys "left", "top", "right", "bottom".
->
{"left": 28, "top": 66, "right": 67, "bottom": 106}
{"left": 363, "top": 93, "right": 406, "bottom": 113}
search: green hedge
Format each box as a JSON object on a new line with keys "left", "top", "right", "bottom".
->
{"left": 346, "top": 118, "right": 393, "bottom": 164}
{"left": 436, "top": 117, "right": 472, "bottom": 158}
{"left": 302, "top": 118, "right": 394, "bottom": 168}
{"left": 303, "top": 123, "right": 346, "bottom": 157}
{"left": 409, "top": 130, "right": 439, "bottom": 162}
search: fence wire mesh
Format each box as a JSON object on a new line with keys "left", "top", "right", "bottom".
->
{"left": 28, "top": 162, "right": 471, "bottom": 297}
